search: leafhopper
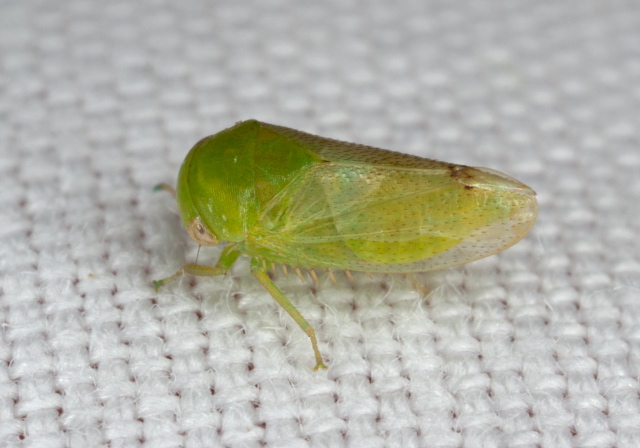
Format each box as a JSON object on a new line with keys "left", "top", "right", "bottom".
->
{"left": 154, "top": 120, "right": 538, "bottom": 369}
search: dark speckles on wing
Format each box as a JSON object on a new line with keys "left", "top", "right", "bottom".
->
{"left": 250, "top": 122, "right": 538, "bottom": 273}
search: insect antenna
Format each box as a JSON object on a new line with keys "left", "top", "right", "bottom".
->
{"left": 195, "top": 245, "right": 202, "bottom": 265}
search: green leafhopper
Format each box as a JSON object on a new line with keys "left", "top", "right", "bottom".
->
{"left": 154, "top": 120, "right": 538, "bottom": 369}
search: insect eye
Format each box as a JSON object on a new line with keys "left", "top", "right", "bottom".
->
{"left": 186, "top": 217, "right": 218, "bottom": 246}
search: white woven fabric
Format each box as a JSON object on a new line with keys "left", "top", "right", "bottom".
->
{"left": 1, "top": 0, "right": 639, "bottom": 447}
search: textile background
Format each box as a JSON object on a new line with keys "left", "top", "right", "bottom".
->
{"left": 1, "top": 1, "right": 639, "bottom": 447}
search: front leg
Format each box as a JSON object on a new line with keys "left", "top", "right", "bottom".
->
{"left": 153, "top": 244, "right": 240, "bottom": 291}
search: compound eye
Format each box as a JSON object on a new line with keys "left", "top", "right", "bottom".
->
{"left": 186, "top": 217, "right": 218, "bottom": 246}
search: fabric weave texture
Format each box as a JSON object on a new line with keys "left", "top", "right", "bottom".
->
{"left": 1, "top": 1, "right": 639, "bottom": 447}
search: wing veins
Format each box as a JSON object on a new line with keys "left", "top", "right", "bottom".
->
{"left": 287, "top": 183, "right": 450, "bottom": 237}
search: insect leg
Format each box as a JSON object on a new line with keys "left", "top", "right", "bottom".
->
{"left": 406, "top": 273, "right": 430, "bottom": 297}
{"left": 153, "top": 245, "right": 240, "bottom": 291}
{"left": 153, "top": 183, "right": 177, "bottom": 197}
{"left": 250, "top": 258, "right": 327, "bottom": 370}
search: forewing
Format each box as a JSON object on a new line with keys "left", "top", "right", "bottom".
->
{"left": 255, "top": 163, "right": 536, "bottom": 272}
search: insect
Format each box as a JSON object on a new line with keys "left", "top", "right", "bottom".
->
{"left": 153, "top": 120, "right": 538, "bottom": 370}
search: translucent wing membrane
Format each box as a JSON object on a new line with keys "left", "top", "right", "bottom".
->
{"left": 253, "top": 162, "right": 537, "bottom": 272}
